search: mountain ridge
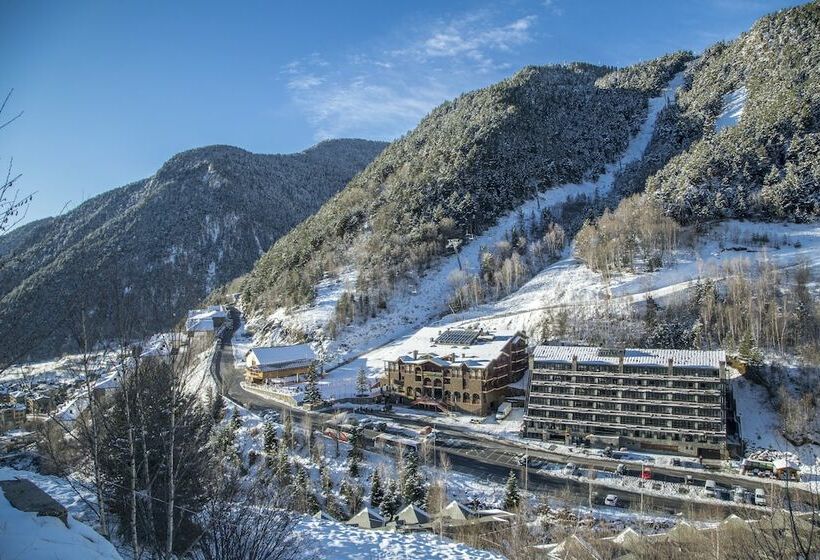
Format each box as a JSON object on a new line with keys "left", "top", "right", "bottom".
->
{"left": 0, "top": 138, "right": 387, "bottom": 364}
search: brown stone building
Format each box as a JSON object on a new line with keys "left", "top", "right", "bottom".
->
{"left": 383, "top": 328, "right": 528, "bottom": 415}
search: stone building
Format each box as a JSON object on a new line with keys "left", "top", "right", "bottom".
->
{"left": 382, "top": 327, "right": 528, "bottom": 415}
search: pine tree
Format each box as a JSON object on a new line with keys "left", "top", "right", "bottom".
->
{"left": 503, "top": 470, "right": 521, "bottom": 511}
{"left": 347, "top": 425, "right": 363, "bottom": 477}
{"left": 230, "top": 406, "right": 242, "bottom": 432}
{"left": 303, "top": 364, "right": 323, "bottom": 405}
{"left": 355, "top": 366, "right": 369, "bottom": 396}
{"left": 210, "top": 391, "right": 225, "bottom": 422}
{"left": 380, "top": 479, "right": 400, "bottom": 520}
{"left": 262, "top": 421, "right": 278, "bottom": 455}
{"left": 283, "top": 412, "right": 294, "bottom": 449}
{"left": 738, "top": 330, "right": 763, "bottom": 366}
{"left": 320, "top": 462, "right": 333, "bottom": 492}
{"left": 370, "top": 468, "right": 384, "bottom": 508}
{"left": 400, "top": 450, "right": 426, "bottom": 506}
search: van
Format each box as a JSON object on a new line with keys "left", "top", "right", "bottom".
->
{"left": 704, "top": 480, "right": 717, "bottom": 497}
{"left": 496, "top": 402, "right": 512, "bottom": 421}
{"left": 754, "top": 488, "right": 767, "bottom": 506}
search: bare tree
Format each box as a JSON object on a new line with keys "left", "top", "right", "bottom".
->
{"left": 0, "top": 89, "right": 29, "bottom": 236}
{"left": 192, "top": 470, "right": 306, "bottom": 560}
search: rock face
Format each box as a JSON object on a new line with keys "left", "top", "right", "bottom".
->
{"left": 0, "top": 139, "right": 387, "bottom": 363}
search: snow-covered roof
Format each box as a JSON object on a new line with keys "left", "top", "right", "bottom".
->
{"left": 185, "top": 306, "right": 227, "bottom": 332}
{"left": 390, "top": 327, "right": 524, "bottom": 370}
{"left": 533, "top": 346, "right": 725, "bottom": 370}
{"left": 248, "top": 344, "right": 316, "bottom": 369}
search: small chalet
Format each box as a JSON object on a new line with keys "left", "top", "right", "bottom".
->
{"left": 244, "top": 344, "right": 316, "bottom": 384}
{"left": 185, "top": 306, "right": 227, "bottom": 334}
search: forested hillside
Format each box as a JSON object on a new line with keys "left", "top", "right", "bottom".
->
{"left": 0, "top": 139, "right": 386, "bottom": 364}
{"left": 635, "top": 3, "right": 820, "bottom": 222}
{"left": 240, "top": 53, "right": 692, "bottom": 318}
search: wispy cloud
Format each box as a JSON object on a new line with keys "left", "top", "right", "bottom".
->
{"left": 281, "top": 9, "right": 540, "bottom": 141}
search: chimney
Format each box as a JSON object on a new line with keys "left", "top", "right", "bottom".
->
{"left": 618, "top": 354, "right": 624, "bottom": 373}
{"left": 572, "top": 355, "right": 578, "bottom": 371}
{"left": 412, "top": 350, "right": 418, "bottom": 360}
{"left": 668, "top": 358, "right": 674, "bottom": 375}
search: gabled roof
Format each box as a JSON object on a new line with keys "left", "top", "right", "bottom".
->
{"left": 247, "top": 344, "right": 316, "bottom": 368}
{"left": 347, "top": 507, "right": 385, "bottom": 528}
{"left": 397, "top": 504, "right": 430, "bottom": 525}
{"left": 441, "top": 500, "right": 475, "bottom": 521}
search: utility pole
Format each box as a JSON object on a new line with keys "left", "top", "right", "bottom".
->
{"left": 447, "top": 238, "right": 463, "bottom": 270}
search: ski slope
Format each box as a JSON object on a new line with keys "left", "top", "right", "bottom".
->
{"left": 253, "top": 72, "right": 687, "bottom": 390}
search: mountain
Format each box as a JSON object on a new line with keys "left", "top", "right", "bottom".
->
{"left": 0, "top": 139, "right": 387, "bottom": 364}
{"left": 240, "top": 53, "right": 692, "bottom": 322}
{"left": 618, "top": 2, "right": 820, "bottom": 223}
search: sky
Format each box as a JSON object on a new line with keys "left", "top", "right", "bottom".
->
{"left": 0, "top": 0, "right": 804, "bottom": 227}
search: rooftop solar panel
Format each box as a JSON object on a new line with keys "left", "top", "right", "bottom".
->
{"left": 435, "top": 329, "right": 480, "bottom": 346}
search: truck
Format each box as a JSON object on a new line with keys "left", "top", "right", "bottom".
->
{"left": 496, "top": 402, "right": 513, "bottom": 421}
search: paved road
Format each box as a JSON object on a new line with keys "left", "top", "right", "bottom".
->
{"left": 213, "top": 310, "right": 810, "bottom": 514}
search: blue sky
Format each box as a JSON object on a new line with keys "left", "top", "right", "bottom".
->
{"left": 0, "top": 0, "right": 803, "bottom": 226}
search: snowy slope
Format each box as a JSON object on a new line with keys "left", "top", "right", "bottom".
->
{"left": 715, "top": 87, "right": 747, "bottom": 131}
{"left": 299, "top": 517, "right": 504, "bottom": 560}
{"left": 0, "top": 469, "right": 121, "bottom": 560}
{"left": 255, "top": 72, "right": 686, "bottom": 392}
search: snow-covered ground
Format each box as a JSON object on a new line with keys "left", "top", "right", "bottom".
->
{"left": 0, "top": 474, "right": 122, "bottom": 559}
{"left": 298, "top": 517, "right": 504, "bottom": 560}
{"left": 715, "top": 86, "right": 747, "bottom": 131}
{"left": 250, "top": 72, "right": 687, "bottom": 397}
{"left": 730, "top": 369, "right": 820, "bottom": 474}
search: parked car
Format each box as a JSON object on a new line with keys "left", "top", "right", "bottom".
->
{"left": 517, "top": 454, "right": 528, "bottom": 466}
{"left": 374, "top": 422, "right": 387, "bottom": 432}
{"left": 604, "top": 494, "right": 620, "bottom": 507}
{"left": 640, "top": 467, "right": 652, "bottom": 480}
{"left": 563, "top": 462, "right": 577, "bottom": 475}
{"left": 704, "top": 480, "right": 717, "bottom": 497}
{"left": 469, "top": 418, "right": 483, "bottom": 425}
{"left": 754, "top": 488, "right": 767, "bottom": 506}
{"left": 615, "top": 463, "right": 626, "bottom": 475}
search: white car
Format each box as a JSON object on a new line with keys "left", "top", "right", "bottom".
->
{"left": 754, "top": 488, "right": 767, "bottom": 506}
{"left": 604, "top": 494, "right": 620, "bottom": 507}
{"left": 563, "top": 462, "right": 577, "bottom": 475}
{"left": 704, "top": 480, "right": 717, "bottom": 497}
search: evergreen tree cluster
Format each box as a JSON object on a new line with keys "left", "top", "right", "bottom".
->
{"left": 241, "top": 54, "right": 692, "bottom": 318}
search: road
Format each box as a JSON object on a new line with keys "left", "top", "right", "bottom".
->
{"left": 212, "top": 309, "right": 810, "bottom": 516}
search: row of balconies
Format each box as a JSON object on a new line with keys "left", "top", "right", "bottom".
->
{"left": 524, "top": 416, "right": 727, "bottom": 436}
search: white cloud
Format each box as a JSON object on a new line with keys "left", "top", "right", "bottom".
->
{"left": 281, "top": 10, "right": 539, "bottom": 141}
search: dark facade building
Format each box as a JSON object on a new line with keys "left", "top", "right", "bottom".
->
{"left": 524, "top": 346, "right": 735, "bottom": 459}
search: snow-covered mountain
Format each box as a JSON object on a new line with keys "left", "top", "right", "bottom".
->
{"left": 239, "top": 53, "right": 692, "bottom": 332}
{"left": 0, "top": 139, "right": 386, "bottom": 364}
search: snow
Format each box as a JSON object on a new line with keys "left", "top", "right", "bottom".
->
{"left": 729, "top": 368, "right": 820, "bottom": 471}
{"left": 298, "top": 517, "right": 504, "bottom": 560}
{"left": 432, "top": 220, "right": 820, "bottom": 338}
{"left": 0, "top": 486, "right": 122, "bottom": 559}
{"left": 251, "top": 72, "right": 687, "bottom": 398}
{"left": 715, "top": 87, "right": 747, "bottom": 131}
